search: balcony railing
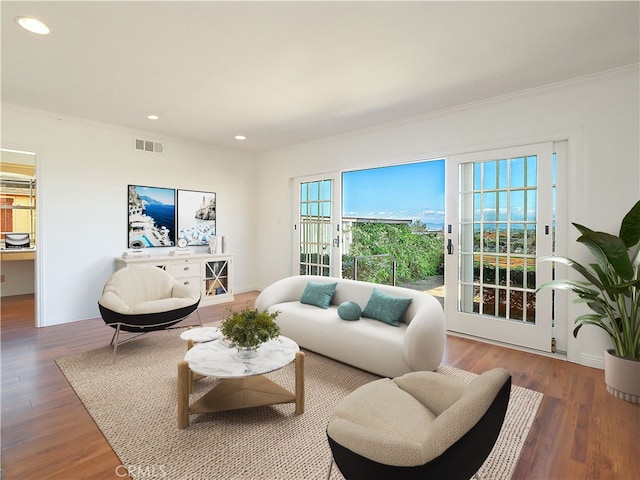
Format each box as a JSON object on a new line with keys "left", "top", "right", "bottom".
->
{"left": 344, "top": 254, "right": 397, "bottom": 286}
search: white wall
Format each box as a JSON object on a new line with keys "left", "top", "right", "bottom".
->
{"left": 1, "top": 105, "right": 258, "bottom": 326}
{"left": 255, "top": 66, "right": 640, "bottom": 366}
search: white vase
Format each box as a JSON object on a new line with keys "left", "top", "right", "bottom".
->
{"left": 604, "top": 349, "right": 640, "bottom": 403}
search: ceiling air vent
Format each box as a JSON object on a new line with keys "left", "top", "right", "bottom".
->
{"left": 134, "top": 138, "right": 163, "bottom": 154}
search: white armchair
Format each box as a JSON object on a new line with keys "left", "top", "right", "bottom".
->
{"left": 98, "top": 265, "right": 201, "bottom": 360}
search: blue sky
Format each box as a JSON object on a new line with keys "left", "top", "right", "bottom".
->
{"left": 135, "top": 185, "right": 175, "bottom": 205}
{"left": 342, "top": 159, "right": 445, "bottom": 227}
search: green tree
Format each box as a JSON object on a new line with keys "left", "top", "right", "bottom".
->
{"left": 344, "top": 222, "right": 444, "bottom": 284}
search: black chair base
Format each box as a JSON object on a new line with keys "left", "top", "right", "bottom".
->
{"left": 100, "top": 302, "right": 201, "bottom": 362}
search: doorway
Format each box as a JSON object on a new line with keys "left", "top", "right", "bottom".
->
{"left": 0, "top": 147, "right": 37, "bottom": 325}
{"left": 444, "top": 142, "right": 558, "bottom": 352}
{"left": 293, "top": 174, "right": 342, "bottom": 277}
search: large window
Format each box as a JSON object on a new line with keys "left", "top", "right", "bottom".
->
{"left": 341, "top": 160, "right": 445, "bottom": 286}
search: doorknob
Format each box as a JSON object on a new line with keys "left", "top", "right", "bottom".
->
{"left": 447, "top": 239, "right": 454, "bottom": 255}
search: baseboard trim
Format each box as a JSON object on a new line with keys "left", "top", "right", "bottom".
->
{"left": 446, "top": 330, "right": 568, "bottom": 361}
{"left": 580, "top": 353, "right": 605, "bottom": 370}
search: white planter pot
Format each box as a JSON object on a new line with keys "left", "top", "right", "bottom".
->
{"left": 604, "top": 349, "right": 640, "bottom": 403}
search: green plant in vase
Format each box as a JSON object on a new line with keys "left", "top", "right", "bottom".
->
{"left": 220, "top": 306, "right": 280, "bottom": 358}
{"left": 537, "top": 200, "right": 640, "bottom": 402}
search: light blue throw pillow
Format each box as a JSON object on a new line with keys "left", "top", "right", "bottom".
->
{"left": 338, "top": 301, "right": 362, "bottom": 321}
{"left": 362, "top": 288, "right": 412, "bottom": 326}
{"left": 300, "top": 281, "right": 338, "bottom": 309}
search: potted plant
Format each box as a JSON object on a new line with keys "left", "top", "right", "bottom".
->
{"left": 220, "top": 306, "right": 280, "bottom": 358}
{"left": 538, "top": 200, "right": 640, "bottom": 403}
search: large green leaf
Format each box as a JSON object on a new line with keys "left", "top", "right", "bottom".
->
{"left": 572, "top": 297, "right": 608, "bottom": 316}
{"left": 537, "top": 278, "right": 601, "bottom": 298}
{"left": 619, "top": 200, "right": 640, "bottom": 248}
{"left": 573, "top": 314, "right": 615, "bottom": 339}
{"left": 539, "top": 255, "right": 603, "bottom": 289}
{"left": 572, "top": 222, "right": 594, "bottom": 237}
{"left": 576, "top": 230, "right": 633, "bottom": 280}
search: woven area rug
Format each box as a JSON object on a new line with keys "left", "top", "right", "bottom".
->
{"left": 56, "top": 328, "right": 542, "bottom": 480}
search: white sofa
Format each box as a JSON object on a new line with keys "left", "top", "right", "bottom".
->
{"left": 255, "top": 275, "right": 445, "bottom": 378}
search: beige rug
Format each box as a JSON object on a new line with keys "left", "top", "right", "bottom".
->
{"left": 56, "top": 328, "right": 542, "bottom": 480}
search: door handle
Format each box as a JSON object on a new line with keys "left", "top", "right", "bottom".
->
{"left": 447, "top": 239, "right": 454, "bottom": 255}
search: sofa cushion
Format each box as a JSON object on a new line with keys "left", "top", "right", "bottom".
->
{"left": 338, "top": 301, "right": 362, "bottom": 321}
{"left": 300, "top": 281, "right": 337, "bottom": 309}
{"left": 362, "top": 288, "right": 412, "bottom": 326}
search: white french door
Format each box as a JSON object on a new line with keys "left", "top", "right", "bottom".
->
{"left": 445, "top": 143, "right": 555, "bottom": 352}
{"left": 293, "top": 174, "right": 341, "bottom": 277}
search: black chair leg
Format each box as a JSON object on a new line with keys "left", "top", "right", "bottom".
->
{"left": 112, "top": 323, "right": 121, "bottom": 364}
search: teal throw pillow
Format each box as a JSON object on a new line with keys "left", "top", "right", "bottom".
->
{"left": 338, "top": 301, "right": 362, "bottom": 321}
{"left": 300, "top": 281, "right": 338, "bottom": 309}
{"left": 362, "top": 288, "right": 412, "bottom": 326}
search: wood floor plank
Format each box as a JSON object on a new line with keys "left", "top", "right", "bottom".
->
{"left": 2, "top": 292, "right": 639, "bottom": 479}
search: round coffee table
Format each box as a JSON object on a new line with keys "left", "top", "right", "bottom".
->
{"left": 179, "top": 326, "right": 222, "bottom": 343}
{"left": 177, "top": 336, "right": 305, "bottom": 428}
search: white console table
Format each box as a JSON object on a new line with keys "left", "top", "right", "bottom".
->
{"left": 115, "top": 253, "right": 234, "bottom": 307}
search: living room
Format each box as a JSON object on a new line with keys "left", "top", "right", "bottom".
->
{"left": 2, "top": 1, "right": 639, "bottom": 479}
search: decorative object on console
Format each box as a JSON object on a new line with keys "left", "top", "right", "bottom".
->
{"left": 123, "top": 239, "right": 150, "bottom": 258}
{"left": 122, "top": 250, "right": 151, "bottom": 259}
{"left": 170, "top": 237, "right": 193, "bottom": 256}
{"left": 208, "top": 235, "right": 218, "bottom": 254}
{"left": 220, "top": 306, "right": 280, "bottom": 357}
{"left": 128, "top": 185, "right": 176, "bottom": 248}
{"left": 177, "top": 189, "right": 216, "bottom": 247}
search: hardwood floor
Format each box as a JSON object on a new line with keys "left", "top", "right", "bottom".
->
{"left": 2, "top": 293, "right": 639, "bottom": 480}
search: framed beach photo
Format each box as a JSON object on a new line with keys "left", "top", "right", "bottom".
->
{"left": 128, "top": 185, "right": 176, "bottom": 248}
{"left": 177, "top": 189, "right": 216, "bottom": 246}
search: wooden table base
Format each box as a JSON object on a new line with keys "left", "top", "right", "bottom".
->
{"left": 178, "top": 351, "right": 305, "bottom": 429}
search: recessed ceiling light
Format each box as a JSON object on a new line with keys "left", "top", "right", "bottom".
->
{"left": 15, "top": 16, "right": 50, "bottom": 35}
{"left": 234, "top": 135, "right": 247, "bottom": 140}
{"left": 147, "top": 115, "right": 159, "bottom": 120}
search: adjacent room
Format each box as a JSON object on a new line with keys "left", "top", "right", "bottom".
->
{"left": 2, "top": 1, "right": 639, "bottom": 479}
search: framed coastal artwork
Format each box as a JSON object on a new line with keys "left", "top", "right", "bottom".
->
{"left": 177, "top": 189, "right": 216, "bottom": 246}
{"left": 127, "top": 185, "right": 176, "bottom": 248}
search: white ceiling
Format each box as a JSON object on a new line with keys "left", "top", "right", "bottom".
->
{"left": 2, "top": 1, "right": 639, "bottom": 154}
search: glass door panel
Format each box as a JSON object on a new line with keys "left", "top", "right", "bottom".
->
{"left": 294, "top": 174, "right": 341, "bottom": 277}
{"left": 446, "top": 143, "right": 554, "bottom": 351}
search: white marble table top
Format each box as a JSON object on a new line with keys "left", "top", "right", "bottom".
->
{"left": 179, "top": 326, "right": 222, "bottom": 343}
{"left": 184, "top": 335, "right": 299, "bottom": 378}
